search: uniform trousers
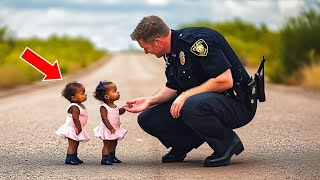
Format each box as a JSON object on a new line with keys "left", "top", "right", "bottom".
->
{"left": 138, "top": 92, "right": 256, "bottom": 156}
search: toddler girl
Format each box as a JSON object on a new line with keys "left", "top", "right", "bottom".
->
{"left": 93, "top": 81, "right": 128, "bottom": 165}
{"left": 55, "top": 82, "right": 90, "bottom": 165}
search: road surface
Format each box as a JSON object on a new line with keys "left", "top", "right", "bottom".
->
{"left": 0, "top": 53, "right": 319, "bottom": 179}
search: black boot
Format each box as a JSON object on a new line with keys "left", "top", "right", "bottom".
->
{"left": 204, "top": 132, "right": 244, "bottom": 167}
{"left": 65, "top": 154, "right": 79, "bottom": 165}
{"left": 110, "top": 153, "right": 122, "bottom": 163}
{"left": 101, "top": 155, "right": 113, "bottom": 165}
{"left": 74, "top": 153, "right": 83, "bottom": 164}
{"left": 162, "top": 149, "right": 186, "bottom": 163}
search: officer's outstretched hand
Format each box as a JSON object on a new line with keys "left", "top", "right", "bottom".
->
{"left": 125, "top": 97, "right": 151, "bottom": 113}
{"left": 171, "top": 94, "right": 187, "bottom": 119}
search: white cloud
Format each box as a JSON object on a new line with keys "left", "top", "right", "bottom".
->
{"left": 0, "top": 0, "right": 312, "bottom": 51}
{"left": 278, "top": 0, "right": 305, "bottom": 15}
{"left": 47, "top": 8, "right": 65, "bottom": 20}
{"left": 146, "top": 0, "right": 171, "bottom": 6}
{"left": 1, "top": 6, "right": 143, "bottom": 51}
{"left": 70, "top": 0, "right": 122, "bottom": 5}
{"left": 205, "top": 0, "right": 305, "bottom": 30}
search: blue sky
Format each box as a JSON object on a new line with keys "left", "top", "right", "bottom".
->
{"left": 0, "top": 0, "right": 318, "bottom": 51}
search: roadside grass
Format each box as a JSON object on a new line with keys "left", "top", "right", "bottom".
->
{"left": 0, "top": 36, "right": 105, "bottom": 89}
{"left": 301, "top": 62, "right": 320, "bottom": 91}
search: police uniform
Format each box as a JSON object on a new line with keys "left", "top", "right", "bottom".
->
{"left": 138, "top": 28, "right": 257, "bottom": 159}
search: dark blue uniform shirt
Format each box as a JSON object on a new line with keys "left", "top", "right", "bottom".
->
{"left": 137, "top": 28, "right": 257, "bottom": 158}
{"left": 164, "top": 28, "right": 250, "bottom": 95}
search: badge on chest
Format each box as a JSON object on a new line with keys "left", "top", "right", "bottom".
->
{"left": 179, "top": 51, "right": 185, "bottom": 65}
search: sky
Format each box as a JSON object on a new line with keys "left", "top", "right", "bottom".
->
{"left": 0, "top": 0, "right": 318, "bottom": 52}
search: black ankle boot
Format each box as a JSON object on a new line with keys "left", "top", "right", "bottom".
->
{"left": 162, "top": 150, "right": 186, "bottom": 163}
{"left": 101, "top": 155, "right": 113, "bottom": 165}
{"left": 74, "top": 153, "right": 83, "bottom": 164}
{"left": 65, "top": 154, "right": 79, "bottom": 165}
{"left": 204, "top": 132, "right": 244, "bottom": 167}
{"left": 110, "top": 153, "right": 122, "bottom": 163}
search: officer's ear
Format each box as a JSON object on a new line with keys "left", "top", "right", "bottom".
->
{"left": 154, "top": 38, "right": 161, "bottom": 46}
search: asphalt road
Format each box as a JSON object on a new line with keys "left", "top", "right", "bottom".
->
{"left": 0, "top": 53, "right": 319, "bottom": 179}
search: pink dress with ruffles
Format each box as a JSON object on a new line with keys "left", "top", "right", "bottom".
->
{"left": 93, "top": 103, "right": 127, "bottom": 140}
{"left": 55, "top": 103, "right": 90, "bottom": 142}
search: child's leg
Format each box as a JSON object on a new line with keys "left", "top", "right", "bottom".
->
{"left": 65, "top": 138, "right": 79, "bottom": 165}
{"left": 67, "top": 138, "right": 78, "bottom": 154}
{"left": 110, "top": 140, "right": 121, "bottom": 163}
{"left": 102, "top": 140, "right": 113, "bottom": 155}
{"left": 74, "top": 141, "right": 83, "bottom": 164}
{"left": 110, "top": 140, "right": 117, "bottom": 154}
{"left": 76, "top": 141, "right": 79, "bottom": 152}
{"left": 101, "top": 140, "right": 113, "bottom": 165}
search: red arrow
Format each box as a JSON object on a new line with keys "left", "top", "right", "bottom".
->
{"left": 20, "top": 47, "right": 62, "bottom": 81}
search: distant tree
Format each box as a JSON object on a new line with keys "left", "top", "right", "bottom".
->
{"left": 0, "top": 26, "right": 105, "bottom": 88}
{"left": 0, "top": 26, "right": 7, "bottom": 43}
{"left": 179, "top": 18, "right": 279, "bottom": 72}
{"left": 280, "top": 2, "right": 320, "bottom": 76}
{"left": 0, "top": 26, "right": 16, "bottom": 63}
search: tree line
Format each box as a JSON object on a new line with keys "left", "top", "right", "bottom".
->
{"left": 1, "top": 3, "right": 319, "bottom": 90}
{"left": 0, "top": 30, "right": 105, "bottom": 89}
{"left": 181, "top": 3, "right": 320, "bottom": 90}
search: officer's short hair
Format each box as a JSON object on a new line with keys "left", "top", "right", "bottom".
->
{"left": 130, "top": 15, "right": 170, "bottom": 43}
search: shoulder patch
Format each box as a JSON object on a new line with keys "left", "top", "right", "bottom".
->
{"left": 190, "top": 39, "right": 208, "bottom": 56}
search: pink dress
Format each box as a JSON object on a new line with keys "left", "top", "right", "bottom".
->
{"left": 55, "top": 103, "right": 90, "bottom": 142}
{"left": 93, "top": 103, "right": 128, "bottom": 140}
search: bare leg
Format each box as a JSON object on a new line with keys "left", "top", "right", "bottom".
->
{"left": 102, "top": 140, "right": 113, "bottom": 155}
{"left": 110, "top": 140, "right": 121, "bottom": 163}
{"left": 67, "top": 138, "right": 78, "bottom": 154}
{"left": 110, "top": 140, "right": 117, "bottom": 154}
{"left": 65, "top": 138, "right": 79, "bottom": 165}
{"left": 101, "top": 140, "right": 113, "bottom": 165}
{"left": 74, "top": 141, "right": 83, "bottom": 164}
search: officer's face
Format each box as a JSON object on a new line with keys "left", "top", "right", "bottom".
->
{"left": 137, "top": 39, "right": 164, "bottom": 58}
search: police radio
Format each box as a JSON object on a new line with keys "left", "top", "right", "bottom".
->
{"left": 255, "top": 56, "right": 266, "bottom": 102}
{"left": 232, "top": 56, "right": 266, "bottom": 110}
{"left": 232, "top": 56, "right": 266, "bottom": 112}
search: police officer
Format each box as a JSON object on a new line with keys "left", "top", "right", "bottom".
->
{"left": 125, "top": 15, "right": 257, "bottom": 167}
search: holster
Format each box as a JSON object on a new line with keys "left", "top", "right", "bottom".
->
{"left": 233, "top": 78, "right": 257, "bottom": 111}
{"left": 232, "top": 56, "right": 266, "bottom": 110}
{"left": 245, "top": 78, "right": 257, "bottom": 111}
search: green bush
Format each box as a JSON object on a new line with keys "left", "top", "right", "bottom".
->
{"left": 0, "top": 27, "right": 106, "bottom": 89}
{"left": 279, "top": 2, "right": 320, "bottom": 82}
{"left": 179, "top": 19, "right": 280, "bottom": 79}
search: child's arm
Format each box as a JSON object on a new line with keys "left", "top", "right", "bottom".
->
{"left": 119, "top": 105, "right": 127, "bottom": 115}
{"left": 69, "top": 105, "right": 82, "bottom": 135}
{"left": 100, "top": 106, "right": 116, "bottom": 133}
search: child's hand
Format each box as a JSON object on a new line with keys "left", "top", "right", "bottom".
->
{"left": 76, "top": 127, "right": 82, "bottom": 135}
{"left": 110, "top": 128, "right": 116, "bottom": 134}
{"left": 124, "top": 104, "right": 133, "bottom": 108}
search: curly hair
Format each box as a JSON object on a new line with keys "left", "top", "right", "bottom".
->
{"left": 61, "top": 82, "right": 83, "bottom": 102}
{"left": 93, "top": 81, "right": 113, "bottom": 102}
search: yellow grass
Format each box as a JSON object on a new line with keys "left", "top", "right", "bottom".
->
{"left": 0, "top": 65, "right": 30, "bottom": 89}
{"left": 301, "top": 62, "right": 320, "bottom": 91}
